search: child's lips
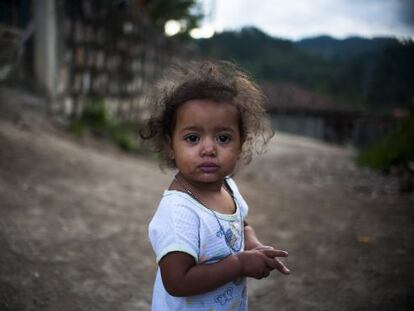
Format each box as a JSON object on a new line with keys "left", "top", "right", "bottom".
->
{"left": 198, "top": 163, "right": 220, "bottom": 173}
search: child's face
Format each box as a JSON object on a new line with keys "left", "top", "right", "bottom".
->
{"left": 168, "top": 99, "right": 242, "bottom": 186}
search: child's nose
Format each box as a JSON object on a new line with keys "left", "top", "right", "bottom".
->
{"left": 200, "top": 138, "right": 217, "bottom": 157}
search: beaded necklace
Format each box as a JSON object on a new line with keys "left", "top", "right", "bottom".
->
{"left": 174, "top": 175, "right": 244, "bottom": 253}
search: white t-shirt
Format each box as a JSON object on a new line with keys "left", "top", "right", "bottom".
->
{"left": 148, "top": 177, "right": 249, "bottom": 310}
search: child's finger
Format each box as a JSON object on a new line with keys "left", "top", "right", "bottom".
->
{"left": 253, "top": 245, "right": 274, "bottom": 251}
{"left": 272, "top": 258, "right": 290, "bottom": 275}
{"left": 262, "top": 249, "right": 288, "bottom": 258}
{"left": 264, "top": 255, "right": 278, "bottom": 271}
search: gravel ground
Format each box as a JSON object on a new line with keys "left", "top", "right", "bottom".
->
{"left": 0, "top": 114, "right": 413, "bottom": 311}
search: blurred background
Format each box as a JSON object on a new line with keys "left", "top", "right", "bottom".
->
{"left": 0, "top": 1, "right": 413, "bottom": 310}
{"left": 1, "top": 0, "right": 413, "bottom": 158}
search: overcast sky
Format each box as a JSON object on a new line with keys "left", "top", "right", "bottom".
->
{"left": 199, "top": 0, "right": 414, "bottom": 40}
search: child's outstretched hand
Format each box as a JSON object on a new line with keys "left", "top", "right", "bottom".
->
{"left": 236, "top": 247, "right": 289, "bottom": 279}
{"left": 254, "top": 245, "right": 290, "bottom": 275}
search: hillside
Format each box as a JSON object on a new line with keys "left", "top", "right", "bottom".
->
{"left": 194, "top": 28, "right": 414, "bottom": 112}
{"left": 296, "top": 35, "right": 398, "bottom": 60}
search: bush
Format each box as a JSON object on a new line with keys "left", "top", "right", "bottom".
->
{"left": 357, "top": 115, "right": 414, "bottom": 171}
{"left": 68, "top": 99, "right": 141, "bottom": 153}
{"left": 81, "top": 98, "right": 110, "bottom": 129}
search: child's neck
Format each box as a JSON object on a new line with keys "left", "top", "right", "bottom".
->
{"left": 173, "top": 173, "right": 235, "bottom": 214}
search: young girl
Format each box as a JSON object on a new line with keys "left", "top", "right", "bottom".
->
{"left": 140, "top": 61, "right": 289, "bottom": 310}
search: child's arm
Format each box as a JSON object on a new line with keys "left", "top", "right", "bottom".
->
{"left": 244, "top": 221, "right": 290, "bottom": 275}
{"left": 244, "top": 220, "right": 264, "bottom": 250}
{"left": 159, "top": 248, "right": 287, "bottom": 297}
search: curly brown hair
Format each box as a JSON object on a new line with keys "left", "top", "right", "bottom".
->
{"left": 139, "top": 60, "right": 273, "bottom": 169}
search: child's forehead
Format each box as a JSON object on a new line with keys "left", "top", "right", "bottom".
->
{"left": 175, "top": 99, "right": 240, "bottom": 128}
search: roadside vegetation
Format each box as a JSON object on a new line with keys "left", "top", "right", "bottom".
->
{"left": 357, "top": 114, "right": 414, "bottom": 192}
{"left": 68, "top": 98, "right": 142, "bottom": 153}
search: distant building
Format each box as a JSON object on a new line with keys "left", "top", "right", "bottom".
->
{"left": 261, "top": 82, "right": 396, "bottom": 146}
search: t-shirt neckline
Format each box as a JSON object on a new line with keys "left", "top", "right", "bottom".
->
{"left": 163, "top": 189, "right": 241, "bottom": 221}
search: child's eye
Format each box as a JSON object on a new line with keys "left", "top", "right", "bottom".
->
{"left": 184, "top": 134, "right": 200, "bottom": 143}
{"left": 217, "top": 135, "right": 231, "bottom": 144}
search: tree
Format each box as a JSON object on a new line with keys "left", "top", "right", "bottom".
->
{"left": 146, "top": 0, "right": 203, "bottom": 37}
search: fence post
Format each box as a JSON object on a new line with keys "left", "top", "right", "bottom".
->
{"left": 33, "top": 0, "right": 58, "bottom": 107}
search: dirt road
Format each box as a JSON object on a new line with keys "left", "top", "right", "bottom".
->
{"left": 1, "top": 116, "right": 413, "bottom": 310}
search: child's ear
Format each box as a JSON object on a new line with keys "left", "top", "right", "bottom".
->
{"left": 165, "top": 135, "right": 175, "bottom": 160}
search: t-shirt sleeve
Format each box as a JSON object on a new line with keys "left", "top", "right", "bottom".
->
{"left": 148, "top": 199, "right": 200, "bottom": 264}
